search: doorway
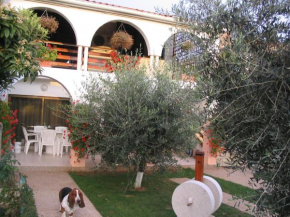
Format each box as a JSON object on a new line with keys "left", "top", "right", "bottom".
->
{"left": 9, "top": 95, "right": 70, "bottom": 141}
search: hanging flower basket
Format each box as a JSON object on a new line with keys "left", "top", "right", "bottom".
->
{"left": 40, "top": 10, "right": 59, "bottom": 34}
{"left": 181, "top": 41, "right": 193, "bottom": 51}
{"left": 110, "top": 31, "right": 134, "bottom": 50}
{"left": 40, "top": 16, "right": 59, "bottom": 34}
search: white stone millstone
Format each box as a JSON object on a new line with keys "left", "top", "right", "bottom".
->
{"left": 172, "top": 180, "right": 215, "bottom": 217}
{"left": 202, "top": 176, "right": 223, "bottom": 213}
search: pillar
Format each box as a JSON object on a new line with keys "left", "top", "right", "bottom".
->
{"left": 77, "top": 45, "right": 83, "bottom": 71}
{"left": 150, "top": 55, "right": 154, "bottom": 70}
{"left": 155, "top": 56, "right": 159, "bottom": 67}
{"left": 83, "top": 46, "right": 89, "bottom": 71}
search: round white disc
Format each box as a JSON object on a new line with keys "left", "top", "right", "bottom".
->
{"left": 203, "top": 176, "right": 223, "bottom": 212}
{"left": 172, "top": 180, "right": 215, "bottom": 217}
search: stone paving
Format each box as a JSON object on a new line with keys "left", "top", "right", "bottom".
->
{"left": 21, "top": 170, "right": 102, "bottom": 217}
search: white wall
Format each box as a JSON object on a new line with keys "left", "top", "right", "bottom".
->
{"left": 3, "top": 0, "right": 176, "bottom": 100}
{"left": 8, "top": 77, "right": 70, "bottom": 98}
{"left": 9, "top": 0, "right": 175, "bottom": 56}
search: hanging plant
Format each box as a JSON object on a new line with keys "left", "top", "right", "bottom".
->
{"left": 40, "top": 10, "right": 59, "bottom": 34}
{"left": 181, "top": 41, "right": 193, "bottom": 51}
{"left": 110, "top": 23, "right": 134, "bottom": 50}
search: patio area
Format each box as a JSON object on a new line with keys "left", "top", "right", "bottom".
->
{"left": 14, "top": 149, "right": 102, "bottom": 172}
{"left": 14, "top": 147, "right": 196, "bottom": 172}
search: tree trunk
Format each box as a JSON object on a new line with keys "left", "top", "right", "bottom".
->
{"left": 134, "top": 157, "right": 146, "bottom": 188}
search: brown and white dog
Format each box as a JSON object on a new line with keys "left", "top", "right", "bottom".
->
{"left": 59, "top": 187, "right": 85, "bottom": 217}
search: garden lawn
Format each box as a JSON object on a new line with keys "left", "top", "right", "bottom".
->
{"left": 70, "top": 168, "right": 254, "bottom": 217}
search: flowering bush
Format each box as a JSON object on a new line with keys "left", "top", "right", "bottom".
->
{"left": 0, "top": 100, "right": 18, "bottom": 154}
{"left": 105, "top": 51, "right": 141, "bottom": 72}
{"left": 208, "top": 137, "right": 224, "bottom": 157}
{"left": 206, "top": 128, "right": 224, "bottom": 158}
{"left": 64, "top": 101, "right": 92, "bottom": 160}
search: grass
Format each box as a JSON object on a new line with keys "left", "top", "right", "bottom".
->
{"left": 70, "top": 168, "right": 255, "bottom": 217}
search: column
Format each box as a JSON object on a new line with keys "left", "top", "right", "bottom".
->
{"left": 150, "top": 55, "right": 154, "bottom": 70}
{"left": 155, "top": 56, "right": 159, "bottom": 67}
{"left": 83, "top": 46, "right": 89, "bottom": 71}
{"left": 77, "top": 45, "right": 83, "bottom": 71}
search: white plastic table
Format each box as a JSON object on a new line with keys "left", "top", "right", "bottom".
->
{"left": 28, "top": 129, "right": 63, "bottom": 155}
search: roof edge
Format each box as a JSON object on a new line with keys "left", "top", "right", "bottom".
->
{"left": 26, "top": 0, "right": 175, "bottom": 25}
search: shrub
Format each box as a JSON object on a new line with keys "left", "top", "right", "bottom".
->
{"left": 0, "top": 100, "right": 18, "bottom": 153}
{"left": 105, "top": 51, "right": 141, "bottom": 72}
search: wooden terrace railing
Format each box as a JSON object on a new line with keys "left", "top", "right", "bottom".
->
{"left": 88, "top": 46, "right": 113, "bottom": 71}
{"left": 40, "top": 41, "right": 115, "bottom": 72}
{"left": 42, "top": 41, "right": 78, "bottom": 69}
{"left": 39, "top": 41, "right": 165, "bottom": 75}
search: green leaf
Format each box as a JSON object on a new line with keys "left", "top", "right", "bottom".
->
{"left": 4, "top": 28, "right": 10, "bottom": 38}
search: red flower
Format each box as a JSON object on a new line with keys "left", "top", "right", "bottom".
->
{"left": 81, "top": 148, "right": 85, "bottom": 152}
{"left": 82, "top": 137, "right": 86, "bottom": 142}
{"left": 74, "top": 147, "right": 78, "bottom": 150}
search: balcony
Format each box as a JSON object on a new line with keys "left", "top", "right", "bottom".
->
{"left": 40, "top": 41, "right": 115, "bottom": 72}
{"left": 39, "top": 41, "right": 157, "bottom": 74}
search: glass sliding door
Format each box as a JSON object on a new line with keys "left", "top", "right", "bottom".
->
{"left": 9, "top": 95, "right": 70, "bottom": 141}
{"left": 10, "top": 97, "right": 42, "bottom": 141}
{"left": 43, "top": 99, "right": 70, "bottom": 129}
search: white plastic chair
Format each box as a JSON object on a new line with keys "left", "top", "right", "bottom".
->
{"left": 34, "top": 125, "right": 45, "bottom": 132}
{"left": 39, "top": 130, "right": 57, "bottom": 156}
{"left": 22, "top": 126, "right": 39, "bottom": 154}
{"left": 55, "top": 127, "right": 71, "bottom": 157}
{"left": 60, "top": 130, "right": 72, "bottom": 157}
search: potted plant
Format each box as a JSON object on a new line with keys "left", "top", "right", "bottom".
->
{"left": 110, "top": 31, "right": 134, "bottom": 50}
{"left": 40, "top": 10, "right": 59, "bottom": 34}
{"left": 181, "top": 41, "right": 193, "bottom": 51}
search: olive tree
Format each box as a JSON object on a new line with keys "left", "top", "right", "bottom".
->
{"left": 64, "top": 67, "right": 200, "bottom": 188}
{"left": 170, "top": 0, "right": 290, "bottom": 215}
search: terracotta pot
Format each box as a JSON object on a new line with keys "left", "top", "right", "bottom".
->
{"left": 70, "top": 149, "right": 86, "bottom": 167}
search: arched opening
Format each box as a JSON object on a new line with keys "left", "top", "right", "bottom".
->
{"left": 33, "top": 9, "right": 76, "bottom": 44}
{"left": 91, "top": 22, "right": 148, "bottom": 56}
{"left": 8, "top": 77, "right": 71, "bottom": 142}
{"left": 161, "top": 34, "right": 175, "bottom": 63}
{"left": 32, "top": 9, "right": 78, "bottom": 69}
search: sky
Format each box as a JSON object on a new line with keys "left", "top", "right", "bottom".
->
{"left": 96, "top": 0, "right": 181, "bottom": 13}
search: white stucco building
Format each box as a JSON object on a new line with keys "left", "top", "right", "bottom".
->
{"left": 2, "top": 0, "right": 177, "bottom": 140}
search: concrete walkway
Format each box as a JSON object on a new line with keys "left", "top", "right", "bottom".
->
{"left": 21, "top": 170, "right": 102, "bottom": 217}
